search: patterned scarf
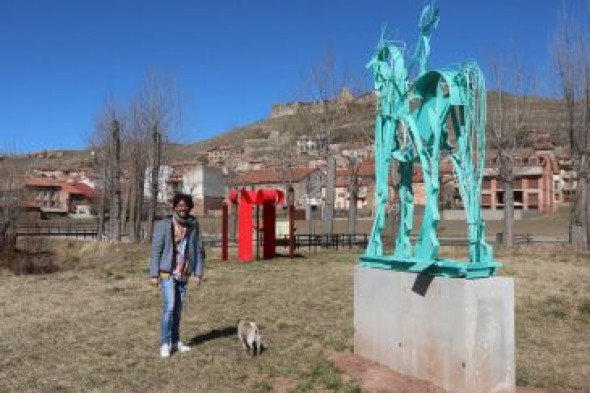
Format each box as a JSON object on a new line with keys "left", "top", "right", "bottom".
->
{"left": 173, "top": 212, "right": 194, "bottom": 227}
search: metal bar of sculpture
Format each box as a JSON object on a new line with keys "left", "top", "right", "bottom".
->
{"left": 360, "top": 4, "right": 501, "bottom": 279}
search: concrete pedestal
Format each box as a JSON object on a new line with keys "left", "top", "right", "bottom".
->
{"left": 354, "top": 266, "right": 514, "bottom": 393}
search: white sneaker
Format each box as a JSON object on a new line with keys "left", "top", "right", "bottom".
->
{"left": 160, "top": 343, "right": 171, "bottom": 358}
{"left": 173, "top": 341, "right": 191, "bottom": 353}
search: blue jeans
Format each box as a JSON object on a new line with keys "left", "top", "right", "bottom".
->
{"left": 160, "top": 277, "right": 188, "bottom": 346}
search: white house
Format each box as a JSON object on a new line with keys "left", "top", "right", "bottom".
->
{"left": 146, "top": 162, "right": 225, "bottom": 216}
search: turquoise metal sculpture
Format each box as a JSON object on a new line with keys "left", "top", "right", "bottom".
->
{"left": 360, "top": 4, "right": 501, "bottom": 279}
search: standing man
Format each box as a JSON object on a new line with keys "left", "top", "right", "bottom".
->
{"left": 149, "top": 193, "right": 205, "bottom": 358}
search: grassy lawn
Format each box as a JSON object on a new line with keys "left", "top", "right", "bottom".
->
{"left": 0, "top": 241, "right": 588, "bottom": 392}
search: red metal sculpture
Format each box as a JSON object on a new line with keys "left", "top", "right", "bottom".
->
{"left": 225, "top": 188, "right": 285, "bottom": 262}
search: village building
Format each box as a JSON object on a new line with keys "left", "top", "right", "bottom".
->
{"left": 329, "top": 167, "right": 370, "bottom": 214}
{"left": 20, "top": 176, "right": 95, "bottom": 219}
{"left": 234, "top": 159, "right": 264, "bottom": 173}
{"left": 149, "top": 162, "right": 225, "bottom": 216}
{"left": 206, "top": 145, "right": 242, "bottom": 165}
{"left": 481, "top": 151, "right": 558, "bottom": 213}
{"left": 554, "top": 153, "right": 577, "bottom": 205}
{"left": 339, "top": 142, "right": 374, "bottom": 161}
{"left": 233, "top": 166, "right": 325, "bottom": 218}
{"left": 296, "top": 134, "right": 328, "bottom": 156}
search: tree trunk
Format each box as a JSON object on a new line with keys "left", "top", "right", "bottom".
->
{"left": 586, "top": 174, "right": 590, "bottom": 251}
{"left": 389, "top": 161, "right": 401, "bottom": 248}
{"left": 120, "top": 182, "right": 130, "bottom": 238}
{"left": 322, "top": 155, "right": 336, "bottom": 235}
{"left": 147, "top": 130, "right": 161, "bottom": 242}
{"left": 570, "top": 154, "right": 588, "bottom": 249}
{"left": 502, "top": 180, "right": 514, "bottom": 247}
{"left": 97, "top": 150, "right": 108, "bottom": 242}
{"left": 307, "top": 205, "right": 314, "bottom": 235}
{"left": 347, "top": 163, "right": 359, "bottom": 236}
{"left": 570, "top": 175, "right": 587, "bottom": 249}
{"left": 229, "top": 203, "right": 237, "bottom": 242}
{"left": 109, "top": 120, "right": 122, "bottom": 242}
{"left": 128, "top": 180, "right": 137, "bottom": 242}
{"left": 0, "top": 221, "right": 17, "bottom": 251}
{"left": 135, "top": 168, "right": 146, "bottom": 242}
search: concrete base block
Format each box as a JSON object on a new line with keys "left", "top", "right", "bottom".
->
{"left": 354, "top": 266, "right": 514, "bottom": 393}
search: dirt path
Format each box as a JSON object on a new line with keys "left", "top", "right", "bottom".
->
{"left": 329, "top": 352, "right": 584, "bottom": 393}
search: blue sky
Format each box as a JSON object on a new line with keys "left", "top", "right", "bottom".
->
{"left": 0, "top": 0, "right": 586, "bottom": 154}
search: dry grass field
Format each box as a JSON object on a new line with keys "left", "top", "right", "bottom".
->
{"left": 0, "top": 240, "right": 588, "bottom": 393}
{"left": 198, "top": 207, "right": 572, "bottom": 240}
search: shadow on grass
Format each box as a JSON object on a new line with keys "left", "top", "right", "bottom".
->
{"left": 274, "top": 252, "right": 306, "bottom": 259}
{"left": 189, "top": 325, "right": 237, "bottom": 346}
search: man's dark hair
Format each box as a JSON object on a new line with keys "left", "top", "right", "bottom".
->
{"left": 172, "top": 193, "right": 194, "bottom": 210}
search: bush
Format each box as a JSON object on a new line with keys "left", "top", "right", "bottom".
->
{"left": 0, "top": 249, "right": 58, "bottom": 275}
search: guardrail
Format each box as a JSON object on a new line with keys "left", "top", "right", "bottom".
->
{"left": 276, "top": 233, "right": 369, "bottom": 250}
{"left": 14, "top": 225, "right": 568, "bottom": 248}
{"left": 16, "top": 224, "right": 98, "bottom": 240}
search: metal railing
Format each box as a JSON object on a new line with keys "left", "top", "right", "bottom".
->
{"left": 16, "top": 224, "right": 98, "bottom": 240}
{"left": 275, "top": 233, "right": 369, "bottom": 251}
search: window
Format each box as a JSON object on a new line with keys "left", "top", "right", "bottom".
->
{"left": 528, "top": 193, "right": 539, "bottom": 206}
{"left": 528, "top": 178, "right": 539, "bottom": 189}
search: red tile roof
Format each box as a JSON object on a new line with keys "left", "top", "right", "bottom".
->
{"left": 61, "top": 183, "right": 84, "bottom": 195}
{"left": 23, "top": 177, "right": 95, "bottom": 199}
{"left": 234, "top": 167, "right": 319, "bottom": 185}
{"left": 73, "top": 183, "right": 96, "bottom": 198}
{"left": 24, "top": 176, "right": 62, "bottom": 187}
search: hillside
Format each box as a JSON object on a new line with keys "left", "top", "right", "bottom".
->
{"left": 2, "top": 92, "right": 570, "bottom": 172}
{"left": 168, "top": 91, "right": 570, "bottom": 161}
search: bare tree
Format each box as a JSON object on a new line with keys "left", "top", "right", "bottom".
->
{"left": 109, "top": 120, "right": 122, "bottom": 242}
{"left": 125, "top": 107, "right": 150, "bottom": 243}
{"left": 131, "top": 74, "right": 182, "bottom": 242}
{"left": 489, "top": 52, "right": 536, "bottom": 247}
{"left": 221, "top": 163, "right": 238, "bottom": 242}
{"left": 148, "top": 128, "right": 162, "bottom": 240}
{"left": 0, "top": 157, "right": 21, "bottom": 251}
{"left": 322, "top": 156, "right": 336, "bottom": 235}
{"left": 301, "top": 51, "right": 355, "bottom": 235}
{"left": 382, "top": 160, "right": 400, "bottom": 250}
{"left": 552, "top": 7, "right": 590, "bottom": 249}
{"left": 91, "top": 73, "right": 181, "bottom": 244}
{"left": 347, "top": 157, "right": 360, "bottom": 235}
{"left": 90, "top": 99, "right": 122, "bottom": 242}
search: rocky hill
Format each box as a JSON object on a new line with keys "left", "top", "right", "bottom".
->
{"left": 170, "top": 91, "right": 570, "bottom": 159}
{"left": 3, "top": 91, "right": 570, "bottom": 173}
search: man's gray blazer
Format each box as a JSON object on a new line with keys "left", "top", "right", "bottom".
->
{"left": 149, "top": 216, "right": 205, "bottom": 278}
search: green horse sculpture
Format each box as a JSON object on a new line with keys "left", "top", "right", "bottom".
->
{"left": 360, "top": 4, "right": 501, "bottom": 279}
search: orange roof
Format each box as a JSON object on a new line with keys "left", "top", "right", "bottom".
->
{"left": 234, "top": 167, "right": 319, "bottom": 185}
{"left": 23, "top": 177, "right": 96, "bottom": 199}
{"left": 69, "top": 182, "right": 96, "bottom": 198}
{"left": 61, "top": 183, "right": 83, "bottom": 195}
{"left": 24, "top": 176, "right": 62, "bottom": 188}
